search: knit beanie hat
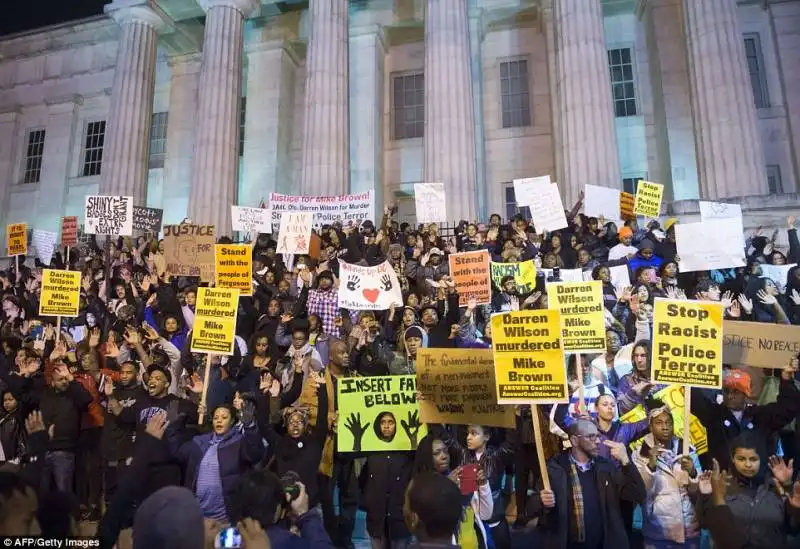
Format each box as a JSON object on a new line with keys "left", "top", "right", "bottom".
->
{"left": 133, "top": 487, "right": 204, "bottom": 549}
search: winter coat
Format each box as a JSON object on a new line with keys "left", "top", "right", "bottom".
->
{"left": 0, "top": 411, "right": 26, "bottom": 461}
{"left": 362, "top": 452, "right": 414, "bottom": 539}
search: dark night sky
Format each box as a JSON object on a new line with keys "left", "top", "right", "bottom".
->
{"left": 1, "top": 0, "right": 110, "bottom": 37}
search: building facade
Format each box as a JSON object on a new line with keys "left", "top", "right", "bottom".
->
{"left": 1, "top": 0, "right": 799, "bottom": 249}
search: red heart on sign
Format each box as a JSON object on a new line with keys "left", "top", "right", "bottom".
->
{"left": 362, "top": 288, "right": 380, "bottom": 303}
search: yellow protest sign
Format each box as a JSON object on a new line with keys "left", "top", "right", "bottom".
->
{"left": 190, "top": 287, "right": 240, "bottom": 355}
{"left": 416, "top": 348, "right": 515, "bottom": 428}
{"left": 215, "top": 244, "right": 252, "bottom": 296}
{"left": 548, "top": 281, "right": 606, "bottom": 353}
{"left": 620, "top": 385, "right": 708, "bottom": 455}
{"left": 490, "top": 260, "right": 537, "bottom": 294}
{"left": 633, "top": 180, "right": 664, "bottom": 218}
{"left": 6, "top": 223, "right": 27, "bottom": 256}
{"left": 39, "top": 269, "right": 81, "bottom": 317}
{"left": 491, "top": 310, "right": 567, "bottom": 404}
{"left": 652, "top": 298, "right": 723, "bottom": 389}
{"left": 336, "top": 375, "right": 426, "bottom": 452}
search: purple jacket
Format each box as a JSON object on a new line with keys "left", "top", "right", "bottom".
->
{"left": 597, "top": 419, "right": 649, "bottom": 466}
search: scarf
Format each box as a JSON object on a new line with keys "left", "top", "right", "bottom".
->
{"left": 568, "top": 458, "right": 590, "bottom": 543}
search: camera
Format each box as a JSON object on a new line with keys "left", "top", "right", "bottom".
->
{"left": 215, "top": 527, "right": 242, "bottom": 549}
{"left": 280, "top": 471, "right": 302, "bottom": 502}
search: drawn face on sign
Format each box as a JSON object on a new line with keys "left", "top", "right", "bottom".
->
{"left": 374, "top": 412, "right": 397, "bottom": 442}
{"left": 177, "top": 239, "right": 197, "bottom": 262}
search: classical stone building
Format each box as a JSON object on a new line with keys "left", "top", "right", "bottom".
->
{"left": 1, "top": 0, "right": 799, "bottom": 248}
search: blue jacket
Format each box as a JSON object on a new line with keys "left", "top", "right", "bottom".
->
{"left": 627, "top": 253, "right": 664, "bottom": 279}
{"left": 170, "top": 423, "right": 265, "bottom": 519}
{"left": 266, "top": 509, "right": 335, "bottom": 548}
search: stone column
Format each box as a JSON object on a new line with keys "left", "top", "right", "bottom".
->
{"left": 241, "top": 39, "right": 299, "bottom": 205}
{"left": 349, "top": 25, "right": 386, "bottom": 220}
{"left": 424, "top": 0, "right": 478, "bottom": 223}
{"left": 101, "top": 0, "right": 170, "bottom": 202}
{"left": 189, "top": 0, "right": 259, "bottom": 232}
{"left": 37, "top": 96, "right": 83, "bottom": 233}
{"left": 0, "top": 111, "right": 20, "bottom": 250}
{"left": 554, "top": 0, "right": 621, "bottom": 205}
{"left": 163, "top": 54, "right": 200, "bottom": 225}
{"left": 299, "top": 0, "right": 350, "bottom": 197}
{"left": 684, "top": 0, "right": 767, "bottom": 198}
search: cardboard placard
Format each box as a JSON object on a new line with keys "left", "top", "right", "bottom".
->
{"left": 491, "top": 310, "right": 568, "bottom": 404}
{"left": 6, "top": 223, "right": 27, "bottom": 256}
{"left": 676, "top": 218, "right": 746, "bottom": 273}
{"left": 547, "top": 281, "right": 606, "bottom": 353}
{"left": 416, "top": 348, "right": 515, "bottom": 428}
{"left": 163, "top": 224, "right": 216, "bottom": 282}
{"left": 85, "top": 195, "right": 133, "bottom": 236}
{"left": 490, "top": 260, "right": 537, "bottom": 294}
{"left": 215, "top": 244, "right": 252, "bottom": 296}
{"left": 620, "top": 191, "right": 636, "bottom": 220}
{"left": 232, "top": 205, "right": 272, "bottom": 235}
{"left": 722, "top": 320, "right": 800, "bottom": 369}
{"left": 60, "top": 216, "right": 78, "bottom": 247}
{"left": 633, "top": 181, "right": 664, "bottom": 218}
{"left": 132, "top": 206, "right": 164, "bottom": 233}
{"left": 190, "top": 287, "right": 239, "bottom": 355}
{"left": 651, "top": 299, "right": 723, "bottom": 389}
{"left": 337, "top": 260, "right": 403, "bottom": 311}
{"left": 268, "top": 191, "right": 373, "bottom": 230}
{"left": 39, "top": 269, "right": 81, "bottom": 317}
{"left": 449, "top": 250, "right": 491, "bottom": 306}
{"left": 414, "top": 183, "right": 447, "bottom": 224}
{"left": 336, "top": 375, "right": 426, "bottom": 452}
{"left": 32, "top": 229, "right": 57, "bottom": 266}
{"left": 276, "top": 212, "right": 312, "bottom": 255}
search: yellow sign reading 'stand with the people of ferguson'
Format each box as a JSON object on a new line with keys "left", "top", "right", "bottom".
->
{"left": 651, "top": 298, "right": 723, "bottom": 389}
{"left": 39, "top": 269, "right": 81, "bottom": 317}
{"left": 491, "top": 310, "right": 568, "bottom": 404}
{"left": 190, "top": 287, "right": 240, "bottom": 355}
{"left": 336, "top": 375, "right": 426, "bottom": 453}
{"left": 215, "top": 244, "right": 252, "bottom": 296}
{"left": 548, "top": 281, "right": 606, "bottom": 353}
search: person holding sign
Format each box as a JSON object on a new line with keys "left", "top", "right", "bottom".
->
{"left": 529, "top": 418, "right": 646, "bottom": 549}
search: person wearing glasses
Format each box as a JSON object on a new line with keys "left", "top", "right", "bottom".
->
{"left": 528, "top": 418, "right": 646, "bottom": 549}
{"left": 690, "top": 362, "right": 799, "bottom": 471}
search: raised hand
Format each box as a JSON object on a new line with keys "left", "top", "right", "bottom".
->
{"left": 720, "top": 291, "right": 734, "bottom": 309}
{"left": 145, "top": 412, "right": 169, "bottom": 440}
{"left": 280, "top": 312, "right": 294, "bottom": 325}
{"left": 400, "top": 410, "right": 422, "bottom": 449}
{"left": 102, "top": 378, "right": 115, "bottom": 397}
{"left": 710, "top": 458, "right": 730, "bottom": 506}
{"left": 698, "top": 471, "right": 712, "bottom": 495}
{"left": 105, "top": 338, "right": 121, "bottom": 359}
{"left": 737, "top": 294, "right": 754, "bottom": 314}
{"left": 757, "top": 289, "right": 777, "bottom": 306}
{"left": 768, "top": 455, "right": 794, "bottom": 488}
{"left": 25, "top": 410, "right": 46, "bottom": 435}
{"left": 50, "top": 340, "right": 67, "bottom": 362}
{"left": 344, "top": 412, "right": 369, "bottom": 452}
{"left": 791, "top": 289, "right": 800, "bottom": 306}
{"left": 789, "top": 481, "right": 800, "bottom": 509}
{"left": 54, "top": 364, "right": 73, "bottom": 383}
{"left": 123, "top": 327, "right": 141, "bottom": 346}
{"left": 239, "top": 400, "right": 256, "bottom": 426}
{"left": 727, "top": 300, "right": 741, "bottom": 318}
{"left": 143, "top": 321, "right": 160, "bottom": 341}
{"left": 88, "top": 327, "right": 101, "bottom": 348}
{"left": 603, "top": 440, "right": 630, "bottom": 466}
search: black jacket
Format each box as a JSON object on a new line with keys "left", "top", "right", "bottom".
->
{"left": 530, "top": 453, "right": 646, "bottom": 549}
{"left": 691, "top": 380, "right": 799, "bottom": 471}
{"left": 0, "top": 411, "right": 26, "bottom": 461}
{"left": 362, "top": 452, "right": 414, "bottom": 539}
{"left": 40, "top": 381, "right": 93, "bottom": 451}
{"left": 101, "top": 382, "right": 141, "bottom": 461}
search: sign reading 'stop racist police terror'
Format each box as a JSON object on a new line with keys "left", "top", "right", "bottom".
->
{"left": 651, "top": 298, "right": 723, "bottom": 389}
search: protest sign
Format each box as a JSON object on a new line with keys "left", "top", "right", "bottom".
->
{"left": 6, "top": 223, "right": 27, "bottom": 256}
{"left": 215, "top": 244, "right": 252, "bottom": 296}
{"left": 449, "top": 250, "right": 491, "bottom": 306}
{"left": 338, "top": 261, "right": 403, "bottom": 311}
{"left": 276, "top": 212, "right": 312, "bottom": 254}
{"left": 491, "top": 310, "right": 568, "bottom": 404}
{"left": 581, "top": 264, "right": 631, "bottom": 290}
{"left": 620, "top": 384, "right": 708, "bottom": 455}
{"left": 676, "top": 217, "right": 745, "bottom": 273}
{"left": 529, "top": 183, "right": 568, "bottom": 232}
{"left": 542, "top": 268, "right": 583, "bottom": 284}
{"left": 39, "top": 269, "right": 81, "bottom": 317}
{"left": 232, "top": 206, "right": 272, "bottom": 235}
{"left": 414, "top": 183, "right": 447, "bottom": 224}
{"left": 547, "top": 281, "right": 606, "bottom": 353}
{"left": 85, "top": 195, "right": 133, "bottom": 236}
{"left": 32, "top": 229, "right": 57, "bottom": 266}
{"left": 633, "top": 181, "right": 664, "bottom": 218}
{"left": 723, "top": 320, "right": 800, "bottom": 369}
{"left": 620, "top": 191, "right": 636, "bottom": 220}
{"left": 336, "top": 375, "right": 426, "bottom": 452}
{"left": 760, "top": 263, "right": 796, "bottom": 293}
{"left": 190, "top": 287, "right": 240, "bottom": 355}
{"left": 651, "top": 298, "right": 723, "bottom": 389}
{"left": 490, "top": 260, "right": 537, "bottom": 294}
{"left": 513, "top": 176, "right": 551, "bottom": 207}
{"left": 163, "top": 224, "right": 216, "bottom": 282}
{"left": 132, "top": 206, "right": 164, "bottom": 233}
{"left": 417, "top": 349, "right": 515, "bottom": 428}
{"left": 699, "top": 201, "right": 742, "bottom": 221}
{"left": 60, "top": 216, "right": 78, "bottom": 247}
{"left": 584, "top": 184, "right": 621, "bottom": 220}
{"left": 268, "top": 191, "right": 373, "bottom": 230}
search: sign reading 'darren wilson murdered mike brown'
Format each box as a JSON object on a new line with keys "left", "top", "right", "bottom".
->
{"left": 547, "top": 281, "right": 606, "bottom": 353}
{"left": 39, "top": 269, "right": 81, "bottom": 317}
{"left": 651, "top": 298, "right": 723, "bottom": 389}
{"left": 190, "top": 287, "right": 240, "bottom": 355}
{"left": 491, "top": 310, "right": 567, "bottom": 404}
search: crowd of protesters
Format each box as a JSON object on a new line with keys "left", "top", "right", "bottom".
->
{"left": 0, "top": 196, "right": 800, "bottom": 549}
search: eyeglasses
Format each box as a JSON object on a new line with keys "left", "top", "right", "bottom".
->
{"left": 577, "top": 434, "right": 600, "bottom": 442}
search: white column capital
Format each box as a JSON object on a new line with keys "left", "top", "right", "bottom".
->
{"left": 196, "top": 0, "right": 259, "bottom": 18}
{"left": 104, "top": 0, "right": 173, "bottom": 32}
{"left": 167, "top": 52, "right": 202, "bottom": 74}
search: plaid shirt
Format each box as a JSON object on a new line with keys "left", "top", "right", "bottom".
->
{"left": 307, "top": 288, "right": 341, "bottom": 336}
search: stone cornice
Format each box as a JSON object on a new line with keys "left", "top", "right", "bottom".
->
{"left": 105, "top": 0, "right": 174, "bottom": 33}
{"left": 167, "top": 52, "right": 202, "bottom": 74}
{"left": 44, "top": 94, "right": 84, "bottom": 108}
{"left": 0, "top": 110, "right": 21, "bottom": 124}
{"left": 196, "top": 0, "right": 260, "bottom": 18}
